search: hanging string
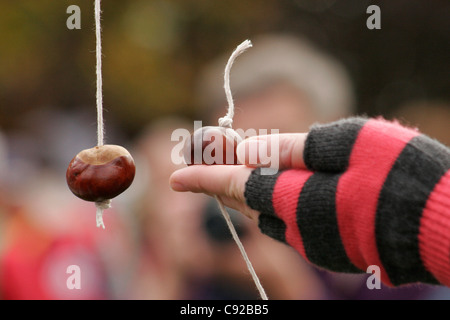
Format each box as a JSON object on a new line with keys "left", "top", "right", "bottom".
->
{"left": 95, "top": 0, "right": 104, "bottom": 147}
{"left": 215, "top": 40, "right": 268, "bottom": 300}
{"left": 215, "top": 196, "right": 268, "bottom": 300}
{"left": 94, "top": 0, "right": 110, "bottom": 228}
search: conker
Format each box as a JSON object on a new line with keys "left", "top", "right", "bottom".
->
{"left": 183, "top": 126, "right": 242, "bottom": 165}
{"left": 66, "top": 145, "right": 136, "bottom": 202}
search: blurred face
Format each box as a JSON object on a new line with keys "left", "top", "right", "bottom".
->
{"left": 225, "top": 82, "right": 317, "bottom": 134}
{"left": 139, "top": 128, "right": 214, "bottom": 276}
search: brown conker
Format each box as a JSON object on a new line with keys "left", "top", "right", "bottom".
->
{"left": 183, "top": 126, "right": 242, "bottom": 165}
{"left": 66, "top": 144, "right": 136, "bottom": 202}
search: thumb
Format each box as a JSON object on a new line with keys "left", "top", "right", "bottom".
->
{"left": 236, "top": 133, "right": 308, "bottom": 170}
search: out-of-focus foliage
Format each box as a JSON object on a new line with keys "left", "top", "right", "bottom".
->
{"left": 0, "top": 0, "right": 449, "bottom": 139}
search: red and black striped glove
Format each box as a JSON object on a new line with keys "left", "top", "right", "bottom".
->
{"left": 245, "top": 117, "right": 450, "bottom": 287}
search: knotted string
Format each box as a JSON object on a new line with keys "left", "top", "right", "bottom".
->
{"left": 215, "top": 40, "right": 268, "bottom": 300}
{"left": 94, "top": 0, "right": 108, "bottom": 228}
{"left": 95, "top": 199, "right": 110, "bottom": 229}
{"left": 218, "top": 40, "right": 252, "bottom": 129}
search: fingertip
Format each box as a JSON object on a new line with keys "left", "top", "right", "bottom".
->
{"left": 170, "top": 180, "right": 187, "bottom": 192}
{"left": 169, "top": 169, "right": 187, "bottom": 191}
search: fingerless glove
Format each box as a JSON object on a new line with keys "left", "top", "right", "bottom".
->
{"left": 245, "top": 117, "right": 450, "bottom": 287}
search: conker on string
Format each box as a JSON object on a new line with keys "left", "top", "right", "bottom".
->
{"left": 183, "top": 126, "right": 242, "bottom": 165}
{"left": 66, "top": 145, "right": 136, "bottom": 202}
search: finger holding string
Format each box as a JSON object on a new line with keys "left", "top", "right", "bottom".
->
{"left": 178, "top": 39, "right": 269, "bottom": 300}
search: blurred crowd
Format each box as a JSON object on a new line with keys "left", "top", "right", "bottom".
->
{"left": 0, "top": 31, "right": 449, "bottom": 300}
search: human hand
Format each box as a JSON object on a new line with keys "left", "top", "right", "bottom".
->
{"left": 169, "top": 133, "right": 308, "bottom": 221}
{"left": 170, "top": 117, "right": 450, "bottom": 288}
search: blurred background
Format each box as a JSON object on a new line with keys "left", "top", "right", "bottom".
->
{"left": 0, "top": 0, "right": 449, "bottom": 299}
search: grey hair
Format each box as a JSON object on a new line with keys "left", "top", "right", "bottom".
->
{"left": 196, "top": 34, "right": 356, "bottom": 121}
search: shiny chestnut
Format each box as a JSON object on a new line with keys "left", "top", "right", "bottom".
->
{"left": 183, "top": 126, "right": 242, "bottom": 165}
{"left": 66, "top": 145, "right": 136, "bottom": 202}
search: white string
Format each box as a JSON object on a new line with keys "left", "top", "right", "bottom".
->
{"left": 94, "top": 0, "right": 108, "bottom": 228}
{"left": 215, "top": 40, "right": 267, "bottom": 300}
{"left": 218, "top": 39, "right": 253, "bottom": 128}
{"left": 215, "top": 196, "right": 268, "bottom": 300}
{"left": 95, "top": 199, "right": 111, "bottom": 229}
{"left": 95, "top": 0, "right": 104, "bottom": 147}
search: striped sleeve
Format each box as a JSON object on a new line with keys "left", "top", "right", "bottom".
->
{"left": 244, "top": 117, "right": 450, "bottom": 287}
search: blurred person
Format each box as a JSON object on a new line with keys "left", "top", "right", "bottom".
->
{"left": 192, "top": 33, "right": 357, "bottom": 299}
{"left": 185, "top": 33, "right": 442, "bottom": 299}
{"left": 194, "top": 33, "right": 359, "bottom": 299}
{"left": 130, "top": 118, "right": 215, "bottom": 299}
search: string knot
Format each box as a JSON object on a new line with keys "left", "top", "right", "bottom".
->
{"left": 213, "top": 41, "right": 269, "bottom": 300}
{"left": 95, "top": 199, "right": 111, "bottom": 229}
{"left": 218, "top": 116, "right": 233, "bottom": 128}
